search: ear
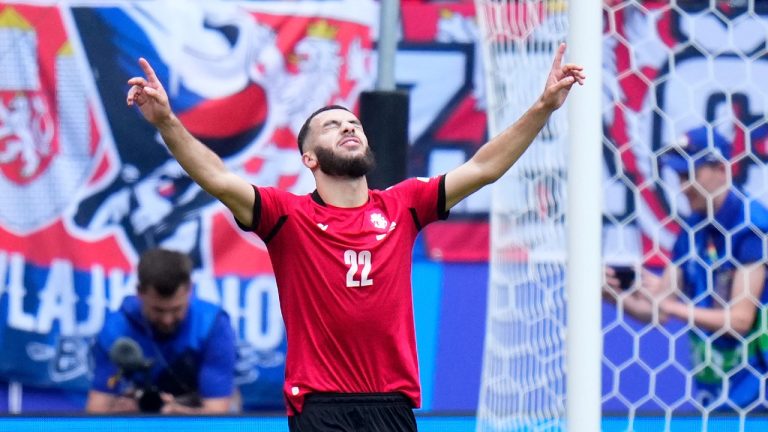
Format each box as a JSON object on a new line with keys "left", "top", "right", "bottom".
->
{"left": 302, "top": 152, "right": 318, "bottom": 170}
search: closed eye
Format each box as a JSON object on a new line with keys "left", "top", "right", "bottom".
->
{"left": 322, "top": 120, "right": 341, "bottom": 130}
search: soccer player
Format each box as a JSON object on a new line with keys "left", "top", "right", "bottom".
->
{"left": 126, "top": 43, "right": 583, "bottom": 430}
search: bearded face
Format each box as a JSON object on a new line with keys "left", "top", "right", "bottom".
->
{"left": 314, "top": 145, "right": 376, "bottom": 178}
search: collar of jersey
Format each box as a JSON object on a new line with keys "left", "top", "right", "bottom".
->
{"left": 311, "top": 189, "right": 371, "bottom": 209}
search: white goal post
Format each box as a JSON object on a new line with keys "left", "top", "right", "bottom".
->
{"left": 475, "top": 1, "right": 768, "bottom": 431}
{"left": 474, "top": 1, "right": 602, "bottom": 430}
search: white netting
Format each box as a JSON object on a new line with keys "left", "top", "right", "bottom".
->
{"left": 600, "top": 1, "right": 768, "bottom": 429}
{"left": 476, "top": 0, "right": 768, "bottom": 431}
{"left": 474, "top": 1, "right": 569, "bottom": 431}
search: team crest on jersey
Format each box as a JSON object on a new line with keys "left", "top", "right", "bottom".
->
{"left": 369, "top": 212, "right": 388, "bottom": 230}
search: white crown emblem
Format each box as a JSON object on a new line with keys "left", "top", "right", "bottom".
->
{"left": 369, "top": 213, "right": 388, "bottom": 230}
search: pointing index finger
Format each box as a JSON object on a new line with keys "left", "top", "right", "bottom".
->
{"left": 138, "top": 57, "right": 160, "bottom": 85}
{"left": 552, "top": 42, "right": 566, "bottom": 69}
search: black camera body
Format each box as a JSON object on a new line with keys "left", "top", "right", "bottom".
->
{"left": 137, "top": 386, "right": 164, "bottom": 413}
{"left": 612, "top": 266, "right": 636, "bottom": 290}
{"left": 110, "top": 337, "right": 165, "bottom": 413}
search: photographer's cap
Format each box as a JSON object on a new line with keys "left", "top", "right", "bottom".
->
{"left": 660, "top": 126, "right": 731, "bottom": 174}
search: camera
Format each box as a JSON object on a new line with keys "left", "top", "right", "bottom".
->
{"left": 612, "top": 266, "right": 636, "bottom": 290}
{"left": 136, "top": 386, "right": 164, "bottom": 412}
{"left": 109, "top": 337, "right": 164, "bottom": 413}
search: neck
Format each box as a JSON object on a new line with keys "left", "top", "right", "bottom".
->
{"left": 315, "top": 174, "right": 369, "bottom": 207}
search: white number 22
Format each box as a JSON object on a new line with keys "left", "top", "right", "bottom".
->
{"left": 344, "top": 250, "right": 373, "bottom": 287}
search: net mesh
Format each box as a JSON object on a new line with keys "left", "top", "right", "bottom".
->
{"left": 474, "top": 2, "right": 569, "bottom": 430}
{"left": 476, "top": 0, "right": 768, "bottom": 431}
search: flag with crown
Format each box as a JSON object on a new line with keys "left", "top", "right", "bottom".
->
{"left": 0, "top": 3, "right": 113, "bottom": 395}
{"left": 0, "top": 0, "right": 377, "bottom": 410}
{"left": 0, "top": 6, "right": 106, "bottom": 234}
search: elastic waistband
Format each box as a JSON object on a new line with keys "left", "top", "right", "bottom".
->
{"left": 304, "top": 392, "right": 411, "bottom": 406}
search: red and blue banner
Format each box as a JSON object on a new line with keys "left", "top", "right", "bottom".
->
{"left": 0, "top": 0, "right": 377, "bottom": 410}
{"left": 9, "top": 0, "right": 765, "bottom": 415}
{"left": 0, "top": 0, "right": 493, "bottom": 412}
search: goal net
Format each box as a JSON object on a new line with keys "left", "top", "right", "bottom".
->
{"left": 474, "top": 1, "right": 569, "bottom": 431}
{"left": 475, "top": 0, "right": 768, "bottom": 431}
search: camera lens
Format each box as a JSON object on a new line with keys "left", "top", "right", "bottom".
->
{"left": 138, "top": 388, "right": 164, "bottom": 413}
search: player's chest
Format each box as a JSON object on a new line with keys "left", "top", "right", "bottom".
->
{"left": 299, "top": 206, "right": 402, "bottom": 244}
{"left": 316, "top": 207, "right": 402, "bottom": 239}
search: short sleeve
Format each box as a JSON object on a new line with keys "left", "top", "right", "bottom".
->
{"left": 736, "top": 201, "right": 768, "bottom": 264}
{"left": 198, "top": 312, "right": 236, "bottom": 399}
{"left": 735, "top": 228, "right": 765, "bottom": 264}
{"left": 236, "top": 186, "right": 291, "bottom": 240}
{"left": 386, "top": 175, "right": 449, "bottom": 230}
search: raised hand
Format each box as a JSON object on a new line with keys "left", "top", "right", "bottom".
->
{"left": 126, "top": 58, "right": 172, "bottom": 126}
{"left": 540, "top": 43, "right": 585, "bottom": 111}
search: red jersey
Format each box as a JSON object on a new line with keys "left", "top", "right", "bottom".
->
{"left": 239, "top": 175, "right": 448, "bottom": 414}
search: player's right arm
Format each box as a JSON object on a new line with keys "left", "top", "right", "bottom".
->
{"left": 444, "top": 43, "right": 584, "bottom": 211}
{"left": 126, "top": 58, "right": 255, "bottom": 227}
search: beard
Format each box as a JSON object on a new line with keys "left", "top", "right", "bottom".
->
{"left": 151, "top": 322, "right": 180, "bottom": 339}
{"left": 315, "top": 145, "right": 377, "bottom": 178}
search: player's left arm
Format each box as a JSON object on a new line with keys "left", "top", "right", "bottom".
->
{"left": 444, "top": 43, "right": 584, "bottom": 210}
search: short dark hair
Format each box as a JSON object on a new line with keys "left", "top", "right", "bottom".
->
{"left": 137, "top": 248, "right": 193, "bottom": 298}
{"left": 297, "top": 105, "right": 352, "bottom": 153}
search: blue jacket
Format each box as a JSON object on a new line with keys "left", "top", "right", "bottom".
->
{"left": 91, "top": 295, "right": 235, "bottom": 399}
{"left": 672, "top": 191, "right": 768, "bottom": 408}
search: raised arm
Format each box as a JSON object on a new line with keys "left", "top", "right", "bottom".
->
{"left": 127, "top": 58, "right": 255, "bottom": 226}
{"left": 444, "top": 43, "right": 585, "bottom": 210}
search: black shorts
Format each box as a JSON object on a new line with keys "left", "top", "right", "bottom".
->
{"left": 288, "top": 392, "right": 417, "bottom": 432}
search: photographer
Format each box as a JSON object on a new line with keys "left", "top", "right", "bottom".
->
{"left": 86, "top": 248, "right": 236, "bottom": 414}
{"left": 604, "top": 127, "right": 768, "bottom": 411}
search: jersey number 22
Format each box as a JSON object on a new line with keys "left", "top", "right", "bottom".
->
{"left": 344, "top": 250, "right": 373, "bottom": 287}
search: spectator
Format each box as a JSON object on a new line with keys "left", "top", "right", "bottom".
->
{"left": 86, "top": 248, "right": 236, "bottom": 414}
{"left": 606, "top": 126, "right": 768, "bottom": 410}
